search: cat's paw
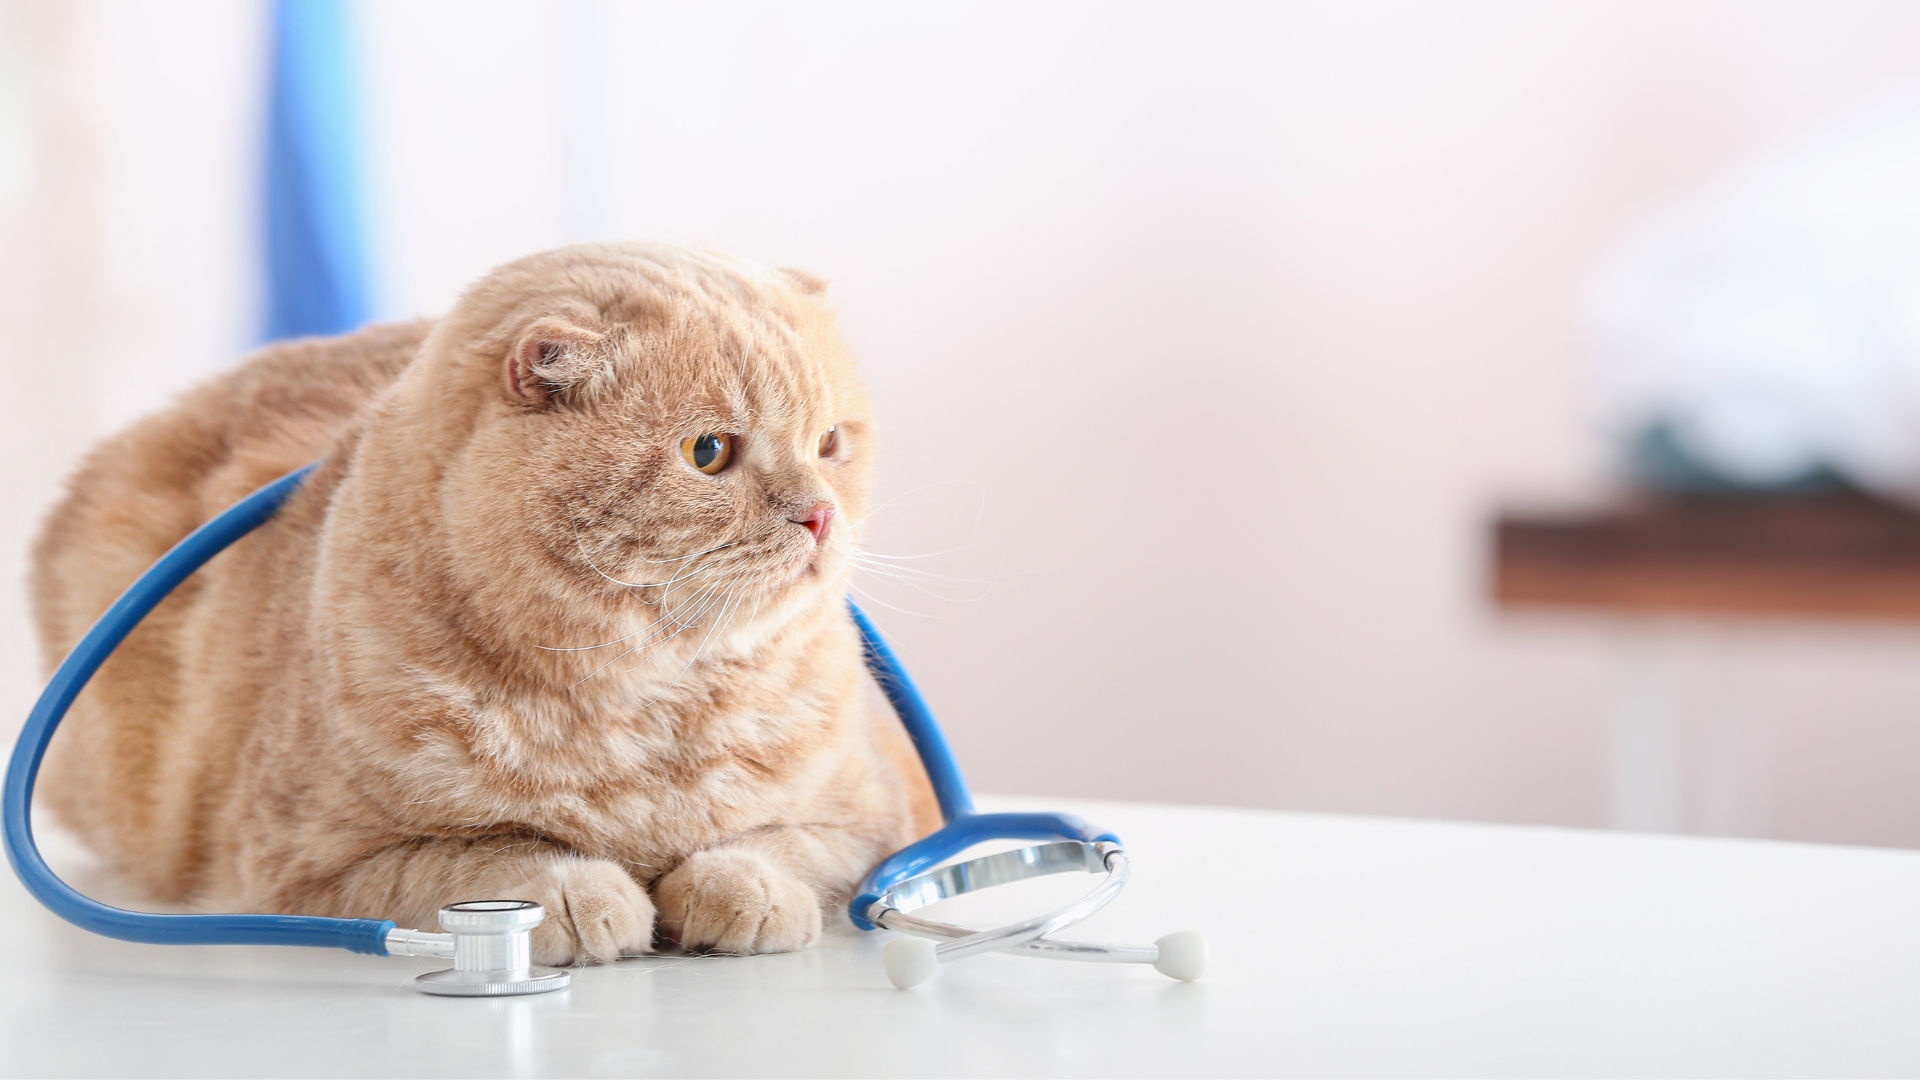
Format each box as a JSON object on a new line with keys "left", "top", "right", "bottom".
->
{"left": 653, "top": 848, "right": 823, "bottom": 955}
{"left": 512, "top": 857, "right": 656, "bottom": 966}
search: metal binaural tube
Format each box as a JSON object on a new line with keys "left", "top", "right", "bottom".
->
{"left": 877, "top": 908, "right": 1159, "bottom": 963}
{"left": 871, "top": 841, "right": 1208, "bottom": 988}
{"left": 932, "top": 845, "right": 1130, "bottom": 963}
{"left": 870, "top": 841, "right": 1149, "bottom": 964}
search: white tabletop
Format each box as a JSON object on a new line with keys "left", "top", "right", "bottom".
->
{"left": 5, "top": 794, "right": 1920, "bottom": 1078}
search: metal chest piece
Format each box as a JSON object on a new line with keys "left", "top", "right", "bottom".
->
{"left": 415, "top": 900, "right": 571, "bottom": 996}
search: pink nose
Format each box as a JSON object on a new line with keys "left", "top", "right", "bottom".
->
{"left": 792, "top": 502, "right": 836, "bottom": 543}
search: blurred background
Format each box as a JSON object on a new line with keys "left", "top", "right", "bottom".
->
{"left": 10, "top": 0, "right": 1920, "bottom": 848}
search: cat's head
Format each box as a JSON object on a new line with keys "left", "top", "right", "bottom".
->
{"left": 376, "top": 244, "right": 875, "bottom": 664}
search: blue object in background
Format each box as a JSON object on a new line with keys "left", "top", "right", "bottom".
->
{"left": 1626, "top": 421, "right": 1850, "bottom": 495}
{"left": 263, "top": 0, "right": 369, "bottom": 341}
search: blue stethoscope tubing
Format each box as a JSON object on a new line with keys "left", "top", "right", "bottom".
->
{"left": 845, "top": 605, "right": 1117, "bottom": 929}
{"left": 2, "top": 464, "right": 1117, "bottom": 955}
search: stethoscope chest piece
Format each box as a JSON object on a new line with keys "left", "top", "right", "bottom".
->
{"left": 412, "top": 900, "right": 570, "bottom": 997}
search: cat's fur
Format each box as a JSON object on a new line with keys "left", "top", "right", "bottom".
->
{"left": 30, "top": 243, "right": 939, "bottom": 963}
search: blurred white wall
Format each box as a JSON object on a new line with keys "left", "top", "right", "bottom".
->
{"left": 10, "top": 0, "right": 1920, "bottom": 846}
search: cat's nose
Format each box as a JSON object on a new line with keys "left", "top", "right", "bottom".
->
{"left": 790, "top": 502, "right": 836, "bottom": 543}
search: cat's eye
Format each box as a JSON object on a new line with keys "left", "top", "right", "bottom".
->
{"left": 680, "top": 433, "right": 733, "bottom": 475}
{"left": 817, "top": 427, "right": 839, "bottom": 458}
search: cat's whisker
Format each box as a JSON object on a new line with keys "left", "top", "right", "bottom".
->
{"left": 842, "top": 480, "right": 992, "bottom": 600}
{"left": 848, "top": 568, "right": 983, "bottom": 599}
{"left": 535, "top": 614, "right": 678, "bottom": 653}
{"left": 658, "top": 560, "right": 727, "bottom": 606}
{"left": 644, "top": 588, "right": 739, "bottom": 683}
{"left": 850, "top": 549, "right": 1000, "bottom": 604}
{"left": 856, "top": 568, "right": 998, "bottom": 599}
{"left": 845, "top": 579, "right": 940, "bottom": 619}
{"left": 570, "top": 583, "right": 731, "bottom": 685}
{"left": 607, "top": 621, "right": 716, "bottom": 686}
{"left": 843, "top": 478, "right": 987, "bottom": 531}
{"left": 538, "top": 584, "right": 718, "bottom": 653}
{"left": 848, "top": 549, "right": 970, "bottom": 562}
{"left": 641, "top": 539, "right": 740, "bottom": 565}
{"left": 628, "top": 585, "right": 745, "bottom": 708}
{"left": 571, "top": 526, "right": 715, "bottom": 591}
{"left": 660, "top": 585, "right": 727, "bottom": 635}
{"left": 574, "top": 575, "right": 740, "bottom": 686}
{"left": 629, "top": 580, "right": 730, "bottom": 645}
{"left": 652, "top": 559, "right": 724, "bottom": 593}
{"left": 849, "top": 553, "right": 978, "bottom": 582}
{"left": 535, "top": 568, "right": 729, "bottom": 652}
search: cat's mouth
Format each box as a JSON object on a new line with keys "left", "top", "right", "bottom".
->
{"left": 789, "top": 550, "right": 823, "bottom": 581}
{"left": 780, "top": 537, "right": 834, "bottom": 585}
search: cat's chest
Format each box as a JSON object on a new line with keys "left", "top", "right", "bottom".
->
{"left": 397, "top": 638, "right": 857, "bottom": 851}
{"left": 464, "top": 697, "right": 833, "bottom": 845}
{"left": 499, "top": 748, "right": 826, "bottom": 875}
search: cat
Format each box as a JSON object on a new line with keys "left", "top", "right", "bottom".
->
{"left": 30, "top": 243, "right": 940, "bottom": 964}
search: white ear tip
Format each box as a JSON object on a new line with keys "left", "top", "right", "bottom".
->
{"left": 1153, "top": 930, "right": 1208, "bottom": 981}
{"left": 883, "top": 936, "right": 940, "bottom": 989}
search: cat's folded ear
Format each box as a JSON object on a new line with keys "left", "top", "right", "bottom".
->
{"left": 777, "top": 267, "right": 829, "bottom": 296}
{"left": 506, "top": 312, "right": 610, "bottom": 408}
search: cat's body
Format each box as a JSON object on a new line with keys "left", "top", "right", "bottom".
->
{"left": 31, "top": 244, "right": 938, "bottom": 963}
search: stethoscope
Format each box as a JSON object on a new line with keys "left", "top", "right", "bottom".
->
{"left": 3, "top": 464, "right": 1206, "bottom": 995}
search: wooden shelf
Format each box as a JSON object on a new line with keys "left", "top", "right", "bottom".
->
{"left": 1493, "top": 491, "right": 1920, "bottom": 619}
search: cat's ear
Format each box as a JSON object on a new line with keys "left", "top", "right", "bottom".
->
{"left": 777, "top": 267, "right": 829, "bottom": 296}
{"left": 506, "top": 315, "right": 608, "bottom": 407}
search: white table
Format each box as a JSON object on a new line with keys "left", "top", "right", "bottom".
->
{"left": 5, "top": 794, "right": 1920, "bottom": 1077}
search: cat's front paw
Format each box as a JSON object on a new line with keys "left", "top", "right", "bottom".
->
{"left": 512, "top": 857, "right": 656, "bottom": 966}
{"left": 653, "top": 848, "right": 823, "bottom": 954}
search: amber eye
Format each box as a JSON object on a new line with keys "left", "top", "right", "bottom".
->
{"left": 680, "top": 433, "right": 733, "bottom": 475}
{"left": 817, "top": 427, "right": 839, "bottom": 458}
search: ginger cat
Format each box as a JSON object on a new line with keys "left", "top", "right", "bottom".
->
{"left": 30, "top": 244, "right": 939, "bottom": 964}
